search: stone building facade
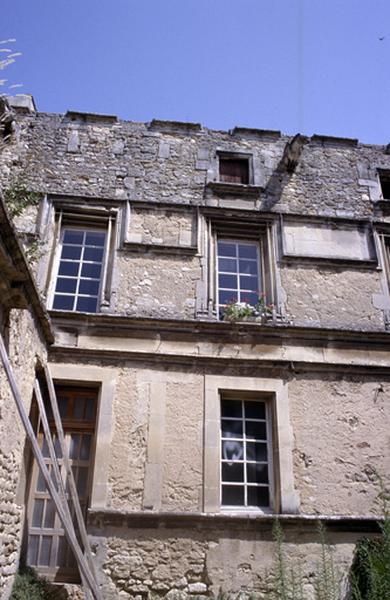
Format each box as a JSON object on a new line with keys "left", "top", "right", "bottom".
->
{"left": 0, "top": 94, "right": 390, "bottom": 598}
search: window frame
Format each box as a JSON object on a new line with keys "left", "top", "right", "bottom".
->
{"left": 45, "top": 206, "right": 118, "bottom": 314}
{"left": 220, "top": 393, "right": 275, "bottom": 513}
{"left": 26, "top": 386, "right": 99, "bottom": 582}
{"left": 217, "top": 152, "right": 253, "bottom": 186}
{"left": 216, "top": 237, "right": 264, "bottom": 317}
{"left": 49, "top": 226, "right": 107, "bottom": 314}
{"left": 203, "top": 375, "right": 299, "bottom": 515}
{"left": 198, "top": 217, "right": 278, "bottom": 321}
{"left": 378, "top": 170, "right": 390, "bottom": 201}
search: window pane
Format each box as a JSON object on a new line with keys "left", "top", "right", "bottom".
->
{"left": 217, "top": 242, "right": 237, "bottom": 257}
{"left": 57, "top": 395, "right": 68, "bottom": 419}
{"left": 221, "top": 400, "right": 242, "bottom": 419}
{"left": 246, "top": 442, "right": 268, "bottom": 462}
{"left": 219, "top": 290, "right": 238, "bottom": 305}
{"left": 63, "top": 230, "right": 84, "bottom": 245}
{"left": 55, "top": 277, "right": 77, "bottom": 294}
{"left": 80, "top": 435, "right": 92, "bottom": 460}
{"left": 76, "top": 296, "right": 98, "bottom": 313}
{"left": 240, "top": 292, "right": 258, "bottom": 306}
{"left": 57, "top": 536, "right": 67, "bottom": 567}
{"left": 247, "top": 486, "right": 269, "bottom": 508}
{"left": 39, "top": 536, "right": 52, "bottom": 566}
{"left": 222, "top": 462, "right": 244, "bottom": 483}
{"left": 27, "top": 535, "right": 39, "bottom": 565}
{"left": 79, "top": 279, "right": 100, "bottom": 295}
{"left": 32, "top": 499, "right": 44, "bottom": 527}
{"left": 84, "top": 247, "right": 104, "bottom": 262}
{"left": 239, "top": 260, "right": 258, "bottom": 275}
{"left": 44, "top": 499, "right": 56, "bottom": 528}
{"left": 240, "top": 276, "right": 258, "bottom": 291}
{"left": 218, "top": 258, "right": 237, "bottom": 273}
{"left": 36, "top": 470, "right": 47, "bottom": 492}
{"left": 41, "top": 438, "right": 49, "bottom": 458}
{"left": 58, "top": 261, "right": 79, "bottom": 277}
{"left": 84, "top": 397, "right": 95, "bottom": 421}
{"left": 81, "top": 263, "right": 102, "bottom": 278}
{"left": 222, "top": 485, "right": 245, "bottom": 506}
{"left": 73, "top": 397, "right": 86, "bottom": 420}
{"left": 77, "top": 467, "right": 88, "bottom": 497}
{"left": 221, "top": 440, "right": 244, "bottom": 461}
{"left": 52, "top": 295, "right": 74, "bottom": 310}
{"left": 69, "top": 434, "right": 80, "bottom": 460}
{"left": 85, "top": 232, "right": 105, "bottom": 246}
{"left": 246, "top": 421, "right": 267, "bottom": 440}
{"left": 61, "top": 245, "right": 82, "bottom": 260}
{"left": 218, "top": 274, "right": 237, "bottom": 289}
{"left": 245, "top": 401, "right": 266, "bottom": 419}
{"left": 221, "top": 419, "right": 243, "bottom": 438}
{"left": 247, "top": 463, "right": 269, "bottom": 484}
{"left": 238, "top": 244, "right": 257, "bottom": 259}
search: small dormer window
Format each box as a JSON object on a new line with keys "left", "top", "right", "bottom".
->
{"left": 379, "top": 171, "right": 390, "bottom": 200}
{"left": 219, "top": 154, "right": 250, "bottom": 185}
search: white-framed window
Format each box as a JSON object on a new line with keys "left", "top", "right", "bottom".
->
{"left": 217, "top": 239, "right": 262, "bottom": 316}
{"left": 51, "top": 228, "right": 107, "bottom": 313}
{"left": 220, "top": 397, "right": 273, "bottom": 510}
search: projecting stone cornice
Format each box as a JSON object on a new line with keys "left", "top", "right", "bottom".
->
{"left": 48, "top": 312, "right": 390, "bottom": 373}
{"left": 87, "top": 509, "right": 382, "bottom": 536}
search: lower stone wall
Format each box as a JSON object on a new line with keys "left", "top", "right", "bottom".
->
{"left": 0, "top": 309, "right": 48, "bottom": 599}
{"left": 89, "top": 516, "right": 368, "bottom": 599}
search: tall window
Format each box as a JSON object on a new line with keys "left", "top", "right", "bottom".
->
{"left": 27, "top": 387, "right": 97, "bottom": 582}
{"left": 220, "top": 398, "right": 272, "bottom": 509}
{"left": 51, "top": 228, "right": 106, "bottom": 313}
{"left": 217, "top": 239, "right": 261, "bottom": 316}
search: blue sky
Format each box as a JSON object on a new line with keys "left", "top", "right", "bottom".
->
{"left": 2, "top": 0, "right": 390, "bottom": 143}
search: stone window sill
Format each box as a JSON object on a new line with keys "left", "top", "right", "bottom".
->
{"left": 206, "top": 182, "right": 263, "bottom": 197}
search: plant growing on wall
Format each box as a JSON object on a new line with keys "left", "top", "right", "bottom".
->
{"left": 223, "top": 293, "right": 275, "bottom": 322}
{"left": 3, "top": 180, "right": 41, "bottom": 219}
{"left": 350, "top": 476, "right": 390, "bottom": 600}
{"left": 271, "top": 519, "right": 342, "bottom": 600}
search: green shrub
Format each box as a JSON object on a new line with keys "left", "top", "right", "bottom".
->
{"left": 350, "top": 478, "right": 390, "bottom": 599}
{"left": 10, "top": 565, "right": 56, "bottom": 600}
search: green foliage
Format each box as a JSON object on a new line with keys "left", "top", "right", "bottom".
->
{"left": 223, "top": 301, "right": 255, "bottom": 321}
{"left": 3, "top": 180, "right": 41, "bottom": 219}
{"left": 271, "top": 519, "right": 342, "bottom": 600}
{"left": 10, "top": 565, "right": 56, "bottom": 600}
{"left": 350, "top": 478, "right": 390, "bottom": 600}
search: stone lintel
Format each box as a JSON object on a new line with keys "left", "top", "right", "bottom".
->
{"left": 63, "top": 111, "right": 118, "bottom": 124}
{"left": 231, "top": 127, "right": 281, "bottom": 140}
{"left": 311, "top": 134, "right": 358, "bottom": 147}
{"left": 149, "top": 119, "right": 202, "bottom": 133}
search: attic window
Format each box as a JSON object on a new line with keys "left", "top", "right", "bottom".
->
{"left": 219, "top": 155, "right": 250, "bottom": 185}
{"left": 379, "top": 171, "right": 390, "bottom": 200}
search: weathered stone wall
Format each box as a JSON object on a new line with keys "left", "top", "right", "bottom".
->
{"left": 89, "top": 522, "right": 357, "bottom": 599}
{"left": 127, "top": 207, "right": 194, "bottom": 248}
{"left": 1, "top": 110, "right": 390, "bottom": 329}
{"left": 281, "top": 265, "right": 384, "bottom": 330}
{"left": 1, "top": 112, "right": 390, "bottom": 218}
{"left": 105, "top": 367, "right": 203, "bottom": 512}
{"left": 0, "top": 308, "right": 47, "bottom": 599}
{"left": 290, "top": 374, "right": 390, "bottom": 515}
{"left": 75, "top": 362, "right": 389, "bottom": 516}
{"left": 114, "top": 253, "right": 200, "bottom": 319}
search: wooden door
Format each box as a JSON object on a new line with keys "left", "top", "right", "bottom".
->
{"left": 26, "top": 387, "right": 97, "bottom": 582}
